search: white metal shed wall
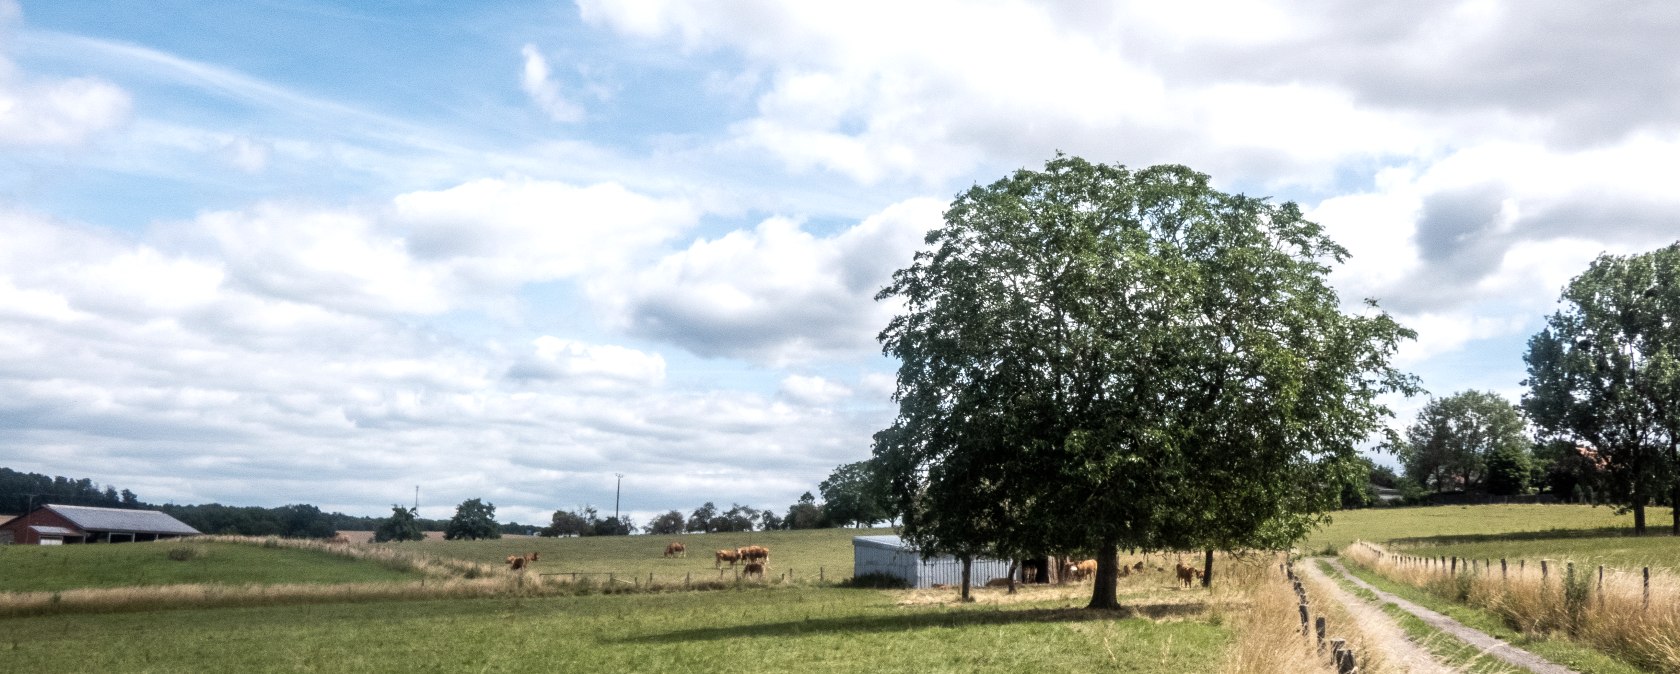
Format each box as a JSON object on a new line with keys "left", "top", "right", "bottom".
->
{"left": 852, "top": 536, "right": 1013, "bottom": 589}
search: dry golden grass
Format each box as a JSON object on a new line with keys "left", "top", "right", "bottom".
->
{"left": 1215, "top": 554, "right": 1339, "bottom": 674}
{"left": 1347, "top": 541, "right": 1680, "bottom": 671}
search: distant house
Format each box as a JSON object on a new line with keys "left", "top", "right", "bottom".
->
{"left": 852, "top": 535, "right": 1013, "bottom": 588}
{"left": 0, "top": 504, "right": 201, "bottom": 545}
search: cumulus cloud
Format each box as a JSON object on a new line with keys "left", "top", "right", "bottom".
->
{"left": 520, "top": 44, "right": 585, "bottom": 123}
{"left": 507, "top": 336, "right": 665, "bottom": 389}
{"left": 607, "top": 197, "right": 943, "bottom": 363}
{"left": 778, "top": 374, "right": 851, "bottom": 406}
{"left": 0, "top": 61, "right": 131, "bottom": 146}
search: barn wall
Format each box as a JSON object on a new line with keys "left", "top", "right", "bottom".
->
{"left": 0, "top": 508, "right": 81, "bottom": 545}
{"left": 852, "top": 540, "right": 1013, "bottom": 589}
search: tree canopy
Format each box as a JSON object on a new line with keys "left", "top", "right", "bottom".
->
{"left": 374, "top": 505, "right": 426, "bottom": 543}
{"left": 444, "top": 498, "right": 501, "bottom": 540}
{"left": 1524, "top": 243, "right": 1680, "bottom": 534}
{"left": 874, "top": 155, "right": 1417, "bottom": 608}
{"left": 819, "top": 460, "right": 892, "bottom": 527}
{"left": 1397, "top": 390, "right": 1531, "bottom": 494}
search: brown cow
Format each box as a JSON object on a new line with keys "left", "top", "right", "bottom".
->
{"left": 715, "top": 549, "right": 740, "bottom": 568}
{"left": 1175, "top": 562, "right": 1196, "bottom": 587}
{"left": 509, "top": 556, "right": 527, "bottom": 571}
{"left": 1066, "top": 558, "right": 1097, "bottom": 581}
{"left": 328, "top": 534, "right": 351, "bottom": 545}
{"left": 664, "top": 541, "right": 686, "bottom": 558}
{"left": 742, "top": 562, "right": 765, "bottom": 579}
{"left": 740, "top": 545, "right": 769, "bottom": 564}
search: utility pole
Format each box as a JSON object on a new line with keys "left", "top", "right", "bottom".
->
{"left": 614, "top": 473, "right": 624, "bottom": 524}
{"left": 414, "top": 486, "right": 419, "bottom": 514}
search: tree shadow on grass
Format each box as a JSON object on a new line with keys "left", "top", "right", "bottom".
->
{"left": 1387, "top": 526, "right": 1667, "bottom": 548}
{"left": 611, "top": 601, "right": 1207, "bottom": 645}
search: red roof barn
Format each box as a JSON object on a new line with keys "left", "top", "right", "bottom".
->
{"left": 0, "top": 504, "right": 200, "bottom": 545}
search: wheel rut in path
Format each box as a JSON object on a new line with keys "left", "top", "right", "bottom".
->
{"left": 1297, "top": 557, "right": 1452, "bottom": 673}
{"left": 1320, "top": 557, "right": 1578, "bottom": 674}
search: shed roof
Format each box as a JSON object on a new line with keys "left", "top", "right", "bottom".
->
{"left": 853, "top": 535, "right": 911, "bottom": 551}
{"left": 29, "top": 525, "right": 82, "bottom": 537}
{"left": 45, "top": 505, "right": 200, "bottom": 535}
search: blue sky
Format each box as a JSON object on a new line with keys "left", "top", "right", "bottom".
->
{"left": 3, "top": 0, "right": 1678, "bottom": 526}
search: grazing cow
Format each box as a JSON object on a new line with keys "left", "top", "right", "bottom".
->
{"left": 328, "top": 534, "right": 351, "bottom": 545}
{"left": 1117, "top": 564, "right": 1131, "bottom": 578}
{"left": 1066, "top": 558, "right": 1097, "bottom": 582}
{"left": 743, "top": 562, "right": 765, "bottom": 579}
{"left": 663, "top": 541, "right": 686, "bottom": 558}
{"left": 509, "top": 556, "right": 527, "bottom": 571}
{"left": 715, "top": 549, "right": 741, "bottom": 568}
{"left": 1132, "top": 561, "right": 1145, "bottom": 572}
{"left": 1175, "top": 562, "right": 1196, "bottom": 587}
{"left": 740, "top": 545, "right": 769, "bottom": 564}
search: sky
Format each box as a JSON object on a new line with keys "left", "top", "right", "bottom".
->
{"left": 2, "top": 0, "right": 1678, "bottom": 526}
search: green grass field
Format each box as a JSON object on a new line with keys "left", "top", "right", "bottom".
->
{"left": 1303, "top": 504, "right": 1662, "bottom": 552}
{"left": 1, "top": 584, "right": 1226, "bottom": 673}
{"left": 0, "top": 541, "right": 417, "bottom": 592}
{"left": 400, "top": 526, "right": 890, "bottom": 581}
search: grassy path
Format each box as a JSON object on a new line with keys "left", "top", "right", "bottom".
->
{"left": 1323, "top": 559, "right": 1574, "bottom": 674}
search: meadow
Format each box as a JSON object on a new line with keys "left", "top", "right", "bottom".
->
{"left": 12, "top": 504, "right": 1675, "bottom": 673}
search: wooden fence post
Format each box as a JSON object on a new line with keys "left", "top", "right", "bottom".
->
{"left": 1644, "top": 567, "right": 1651, "bottom": 609}
{"left": 1299, "top": 603, "right": 1310, "bottom": 635}
{"left": 1541, "top": 560, "right": 1548, "bottom": 584}
{"left": 1315, "top": 616, "right": 1326, "bottom": 651}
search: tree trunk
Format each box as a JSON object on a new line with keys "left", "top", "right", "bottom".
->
{"left": 1201, "top": 548, "right": 1214, "bottom": 588}
{"left": 1006, "top": 560, "right": 1018, "bottom": 595}
{"left": 960, "top": 555, "right": 973, "bottom": 602}
{"left": 1086, "top": 540, "right": 1120, "bottom": 609}
{"left": 1634, "top": 501, "right": 1647, "bottom": 535}
{"left": 1672, "top": 480, "right": 1679, "bottom": 536}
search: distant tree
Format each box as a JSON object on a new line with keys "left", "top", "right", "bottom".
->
{"left": 540, "top": 509, "right": 590, "bottom": 537}
{"left": 374, "top": 505, "right": 426, "bottom": 542}
{"left": 643, "top": 510, "right": 685, "bottom": 535}
{"left": 686, "top": 502, "right": 719, "bottom": 533}
{"left": 1524, "top": 244, "right": 1680, "bottom": 534}
{"left": 1369, "top": 465, "right": 1400, "bottom": 489}
{"left": 498, "top": 522, "right": 540, "bottom": 536}
{"left": 784, "top": 492, "right": 826, "bottom": 530}
{"left": 1397, "top": 391, "right": 1530, "bottom": 493}
{"left": 757, "top": 509, "right": 784, "bottom": 531}
{"left": 591, "top": 515, "right": 634, "bottom": 536}
{"left": 819, "top": 460, "right": 891, "bottom": 527}
{"left": 1485, "top": 442, "right": 1534, "bottom": 496}
{"left": 442, "top": 499, "right": 501, "bottom": 540}
{"left": 119, "top": 489, "right": 140, "bottom": 508}
{"left": 276, "top": 504, "right": 337, "bottom": 538}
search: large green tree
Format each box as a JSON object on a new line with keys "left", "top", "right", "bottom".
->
{"left": 819, "top": 460, "right": 892, "bottom": 527}
{"left": 444, "top": 498, "right": 501, "bottom": 540}
{"left": 1524, "top": 243, "right": 1680, "bottom": 535}
{"left": 875, "top": 156, "right": 1416, "bottom": 609}
{"left": 1396, "top": 390, "right": 1531, "bottom": 494}
{"left": 373, "top": 505, "right": 426, "bottom": 542}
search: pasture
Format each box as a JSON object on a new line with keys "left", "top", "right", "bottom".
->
{"left": 0, "top": 540, "right": 416, "bottom": 593}
{"left": 1303, "top": 503, "right": 1659, "bottom": 551}
{"left": 395, "top": 526, "right": 892, "bottom": 581}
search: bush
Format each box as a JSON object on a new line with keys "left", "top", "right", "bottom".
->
{"left": 841, "top": 572, "right": 911, "bottom": 589}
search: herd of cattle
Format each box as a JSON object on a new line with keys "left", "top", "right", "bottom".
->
{"left": 494, "top": 540, "right": 1203, "bottom": 588}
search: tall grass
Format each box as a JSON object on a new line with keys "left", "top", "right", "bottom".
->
{"left": 1215, "top": 555, "right": 1338, "bottom": 674}
{"left": 1345, "top": 541, "right": 1680, "bottom": 671}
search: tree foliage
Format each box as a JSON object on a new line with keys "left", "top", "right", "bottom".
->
{"left": 374, "top": 505, "right": 426, "bottom": 542}
{"left": 540, "top": 509, "right": 590, "bottom": 537}
{"left": 1524, "top": 243, "right": 1680, "bottom": 534}
{"left": 1396, "top": 390, "right": 1531, "bottom": 494}
{"left": 642, "top": 510, "right": 685, "bottom": 535}
{"left": 784, "top": 492, "right": 827, "bottom": 530}
{"left": 873, "top": 156, "right": 1417, "bottom": 608}
{"left": 444, "top": 498, "right": 501, "bottom": 540}
{"left": 819, "top": 460, "right": 892, "bottom": 527}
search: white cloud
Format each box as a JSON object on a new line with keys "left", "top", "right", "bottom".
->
{"left": 608, "top": 197, "right": 943, "bottom": 363}
{"left": 0, "top": 60, "right": 131, "bottom": 146}
{"left": 778, "top": 374, "right": 851, "bottom": 406}
{"left": 520, "top": 44, "right": 585, "bottom": 123}
{"left": 508, "top": 336, "right": 666, "bottom": 389}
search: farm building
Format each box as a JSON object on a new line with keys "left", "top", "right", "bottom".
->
{"left": 0, "top": 504, "right": 201, "bottom": 545}
{"left": 852, "top": 535, "right": 1013, "bottom": 588}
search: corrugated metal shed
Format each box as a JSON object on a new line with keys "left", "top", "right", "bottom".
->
{"left": 47, "top": 505, "right": 201, "bottom": 535}
{"left": 852, "top": 535, "right": 1012, "bottom": 589}
{"left": 29, "top": 525, "right": 82, "bottom": 537}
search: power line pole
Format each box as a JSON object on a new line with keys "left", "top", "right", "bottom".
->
{"left": 414, "top": 486, "right": 419, "bottom": 514}
{"left": 614, "top": 473, "right": 624, "bottom": 524}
